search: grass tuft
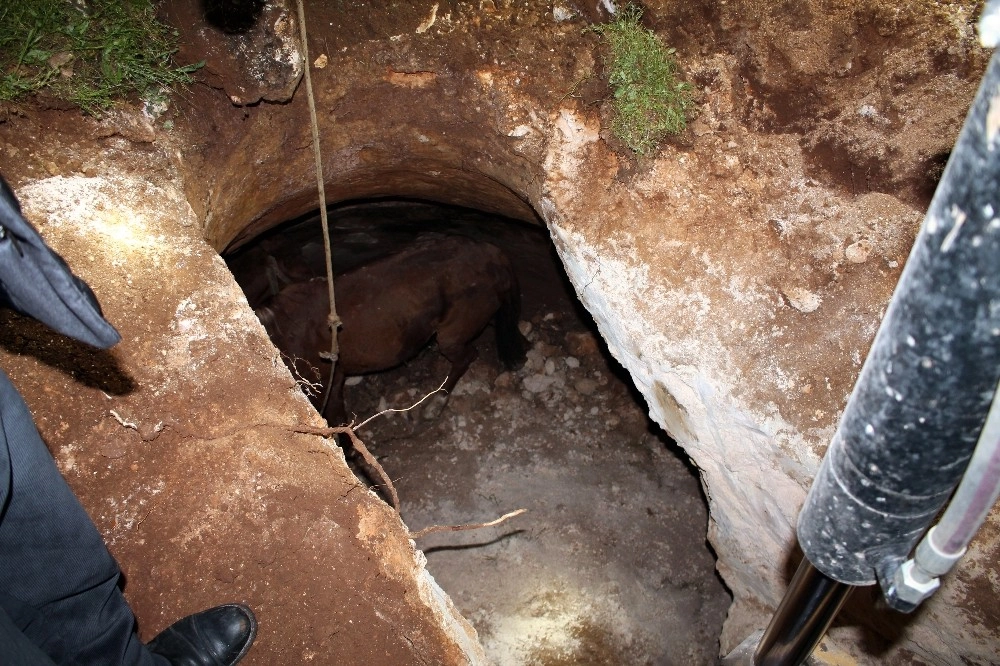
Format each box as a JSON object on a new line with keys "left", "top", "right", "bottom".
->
{"left": 0, "top": 0, "right": 203, "bottom": 115}
{"left": 590, "top": 5, "right": 695, "bottom": 155}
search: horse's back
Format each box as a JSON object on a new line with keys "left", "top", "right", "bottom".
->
{"left": 340, "top": 235, "right": 511, "bottom": 289}
{"left": 333, "top": 235, "right": 516, "bottom": 370}
{"left": 334, "top": 236, "right": 511, "bottom": 315}
{"left": 259, "top": 234, "right": 520, "bottom": 378}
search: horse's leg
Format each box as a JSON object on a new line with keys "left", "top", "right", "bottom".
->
{"left": 323, "top": 363, "right": 369, "bottom": 475}
{"left": 322, "top": 363, "right": 349, "bottom": 428}
{"left": 422, "top": 341, "right": 478, "bottom": 421}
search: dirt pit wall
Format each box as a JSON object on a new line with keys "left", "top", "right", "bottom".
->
{"left": 0, "top": 168, "right": 484, "bottom": 664}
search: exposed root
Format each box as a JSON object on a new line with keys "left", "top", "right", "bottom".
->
{"left": 407, "top": 508, "right": 528, "bottom": 540}
{"left": 280, "top": 351, "right": 324, "bottom": 398}
{"left": 355, "top": 377, "right": 448, "bottom": 429}
{"left": 292, "top": 422, "right": 400, "bottom": 510}
{"left": 293, "top": 380, "right": 526, "bottom": 539}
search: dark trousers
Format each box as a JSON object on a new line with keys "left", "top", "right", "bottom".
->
{"left": 0, "top": 370, "right": 163, "bottom": 665}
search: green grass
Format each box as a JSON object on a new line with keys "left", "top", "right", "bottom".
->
{"left": 0, "top": 0, "right": 202, "bottom": 115}
{"left": 590, "top": 5, "right": 694, "bottom": 155}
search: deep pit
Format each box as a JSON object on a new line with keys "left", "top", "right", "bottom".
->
{"left": 225, "top": 200, "right": 732, "bottom": 664}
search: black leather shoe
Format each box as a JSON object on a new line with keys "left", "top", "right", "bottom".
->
{"left": 147, "top": 603, "right": 257, "bottom": 666}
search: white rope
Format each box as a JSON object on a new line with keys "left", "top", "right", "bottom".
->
{"left": 294, "top": 0, "right": 341, "bottom": 413}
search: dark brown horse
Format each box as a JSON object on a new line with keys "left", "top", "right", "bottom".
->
{"left": 256, "top": 235, "right": 528, "bottom": 425}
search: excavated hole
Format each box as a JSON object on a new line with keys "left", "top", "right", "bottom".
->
{"left": 0, "top": 0, "right": 989, "bottom": 661}
{"left": 223, "top": 197, "right": 732, "bottom": 665}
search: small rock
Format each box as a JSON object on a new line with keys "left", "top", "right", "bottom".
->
{"left": 524, "top": 349, "right": 546, "bottom": 373}
{"left": 494, "top": 371, "right": 515, "bottom": 389}
{"left": 782, "top": 286, "right": 821, "bottom": 313}
{"left": 544, "top": 359, "right": 556, "bottom": 375}
{"left": 565, "top": 331, "right": 599, "bottom": 356}
{"left": 533, "top": 341, "right": 561, "bottom": 357}
{"left": 345, "top": 376, "right": 364, "bottom": 386}
{"left": 574, "top": 378, "right": 599, "bottom": 395}
{"left": 845, "top": 239, "right": 872, "bottom": 264}
{"left": 552, "top": 3, "right": 576, "bottom": 21}
{"left": 389, "top": 390, "right": 409, "bottom": 403}
{"left": 453, "top": 379, "right": 489, "bottom": 396}
{"left": 565, "top": 356, "right": 580, "bottom": 369}
{"left": 518, "top": 320, "right": 533, "bottom": 337}
{"left": 97, "top": 110, "right": 156, "bottom": 143}
{"left": 139, "top": 421, "right": 164, "bottom": 442}
{"left": 523, "top": 374, "right": 556, "bottom": 394}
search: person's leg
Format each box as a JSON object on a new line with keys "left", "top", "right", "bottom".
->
{"left": 0, "top": 602, "right": 57, "bottom": 665}
{"left": 0, "top": 177, "right": 255, "bottom": 665}
{"left": 0, "top": 370, "right": 162, "bottom": 666}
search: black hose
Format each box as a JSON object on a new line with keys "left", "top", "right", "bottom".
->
{"left": 796, "top": 49, "right": 1000, "bottom": 587}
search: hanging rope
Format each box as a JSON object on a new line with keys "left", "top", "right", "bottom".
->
{"left": 294, "top": 0, "right": 341, "bottom": 413}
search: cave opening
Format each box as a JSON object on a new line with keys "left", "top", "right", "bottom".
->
{"left": 223, "top": 196, "right": 731, "bottom": 664}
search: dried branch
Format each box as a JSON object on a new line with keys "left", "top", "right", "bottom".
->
{"left": 408, "top": 509, "right": 528, "bottom": 540}
{"left": 292, "top": 381, "right": 527, "bottom": 540}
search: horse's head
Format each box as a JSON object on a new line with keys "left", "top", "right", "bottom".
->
{"left": 254, "top": 303, "right": 281, "bottom": 339}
